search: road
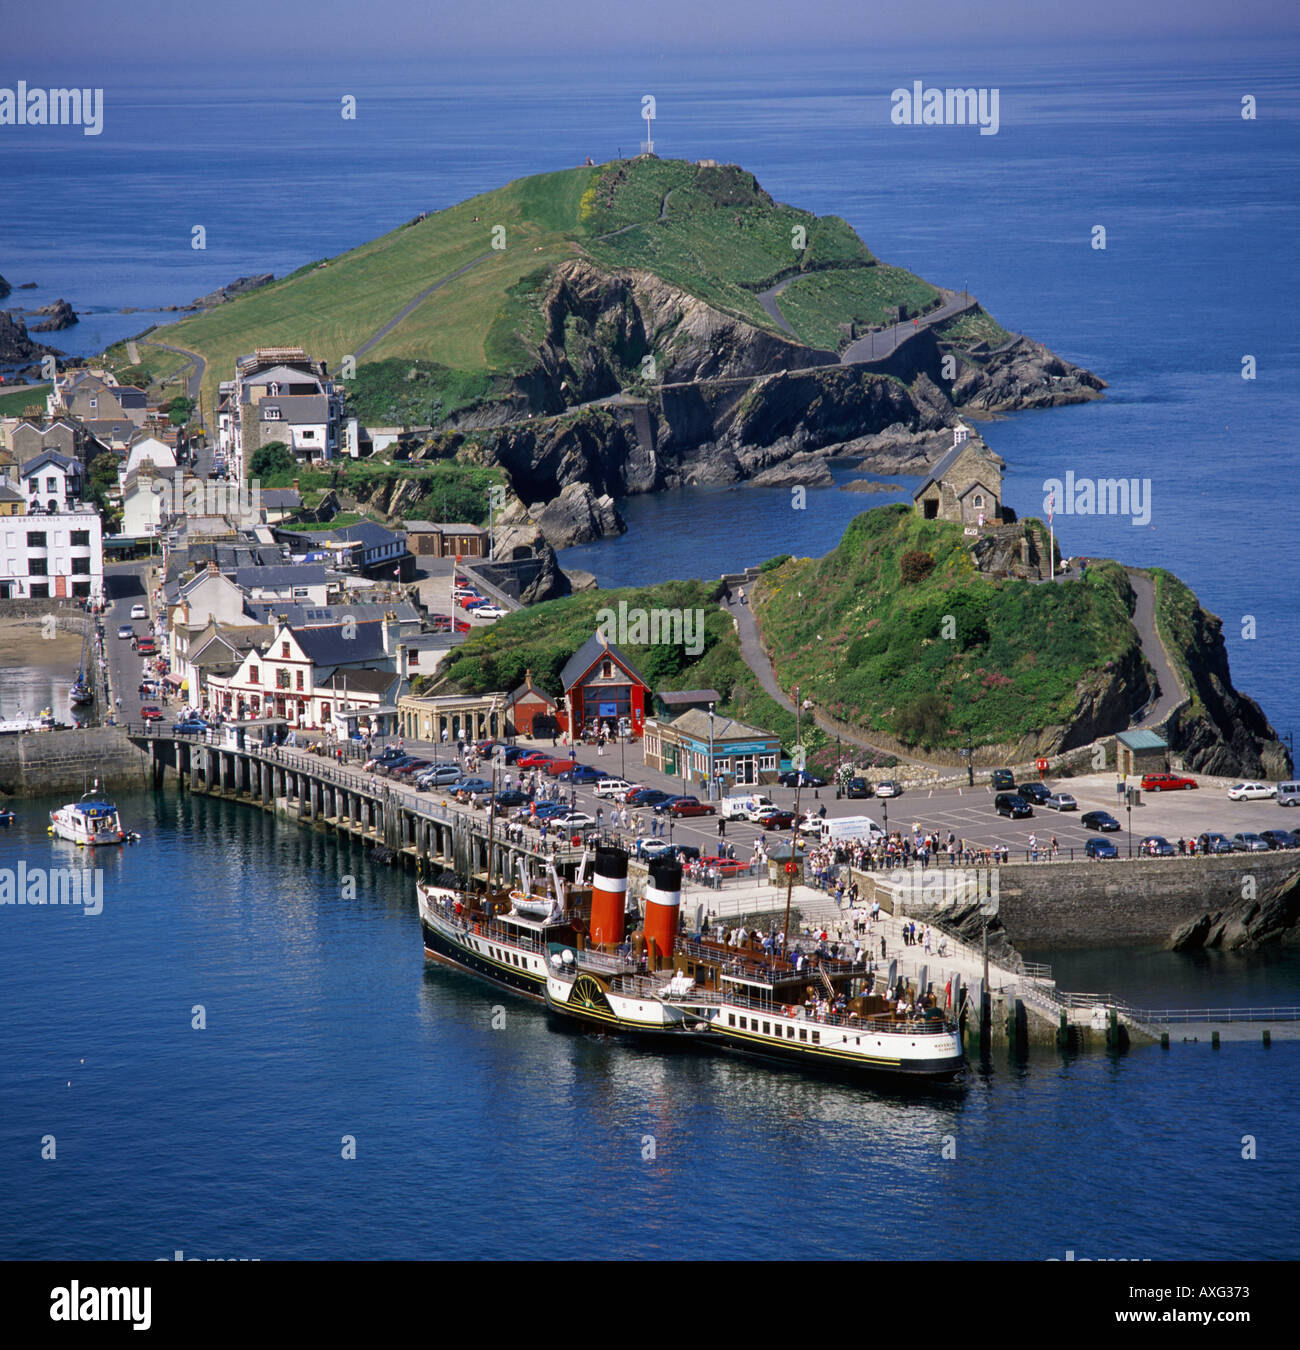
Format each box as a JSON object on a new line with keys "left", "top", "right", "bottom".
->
{"left": 1125, "top": 567, "right": 1186, "bottom": 727}
{"left": 354, "top": 252, "right": 496, "bottom": 359}
{"left": 100, "top": 560, "right": 161, "bottom": 720}
{"left": 838, "top": 287, "right": 976, "bottom": 366}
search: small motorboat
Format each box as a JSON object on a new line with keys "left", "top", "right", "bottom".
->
{"left": 48, "top": 783, "right": 127, "bottom": 846}
{"left": 0, "top": 808, "right": 15, "bottom": 826}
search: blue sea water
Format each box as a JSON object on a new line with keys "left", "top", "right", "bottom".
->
{"left": 1, "top": 43, "right": 1298, "bottom": 1259}
{"left": 1, "top": 792, "right": 1297, "bottom": 1262}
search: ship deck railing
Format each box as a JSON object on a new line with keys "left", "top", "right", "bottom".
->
{"left": 704, "top": 987, "right": 955, "bottom": 1035}
{"left": 671, "top": 935, "right": 870, "bottom": 984}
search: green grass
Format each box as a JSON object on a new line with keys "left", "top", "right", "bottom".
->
{"left": 752, "top": 504, "right": 1142, "bottom": 751}
{"left": 774, "top": 266, "right": 942, "bottom": 349}
{"left": 929, "top": 304, "right": 1016, "bottom": 352}
{"left": 0, "top": 384, "right": 49, "bottom": 416}
{"left": 343, "top": 360, "right": 500, "bottom": 427}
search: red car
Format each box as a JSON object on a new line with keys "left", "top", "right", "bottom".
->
{"left": 697, "top": 854, "right": 748, "bottom": 877}
{"left": 623, "top": 786, "right": 661, "bottom": 805}
{"left": 1140, "top": 774, "right": 1198, "bottom": 792}
{"left": 457, "top": 594, "right": 486, "bottom": 609}
{"left": 517, "top": 752, "right": 555, "bottom": 768}
{"left": 754, "top": 809, "right": 795, "bottom": 829}
{"left": 140, "top": 706, "right": 164, "bottom": 722}
{"left": 545, "top": 757, "right": 579, "bottom": 776}
{"left": 669, "top": 798, "right": 716, "bottom": 817}
{"left": 429, "top": 613, "right": 471, "bottom": 633}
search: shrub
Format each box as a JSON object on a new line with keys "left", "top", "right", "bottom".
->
{"left": 900, "top": 549, "right": 935, "bottom": 584}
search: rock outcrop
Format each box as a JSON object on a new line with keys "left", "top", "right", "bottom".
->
{"left": 0, "top": 274, "right": 10, "bottom": 300}
{"left": 32, "top": 298, "right": 77, "bottom": 331}
{"left": 529, "top": 481, "right": 626, "bottom": 548}
{"left": 0, "top": 310, "right": 57, "bottom": 364}
{"left": 191, "top": 273, "right": 274, "bottom": 309}
{"left": 951, "top": 336, "right": 1107, "bottom": 412}
{"left": 1170, "top": 867, "right": 1300, "bottom": 950}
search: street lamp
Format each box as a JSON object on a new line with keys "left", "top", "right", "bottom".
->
{"left": 708, "top": 702, "right": 715, "bottom": 802}
{"left": 1126, "top": 789, "right": 1133, "bottom": 858}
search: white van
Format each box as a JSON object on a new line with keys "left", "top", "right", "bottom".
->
{"left": 799, "top": 813, "right": 885, "bottom": 845}
{"left": 721, "top": 793, "right": 775, "bottom": 821}
{"left": 1278, "top": 782, "right": 1300, "bottom": 807}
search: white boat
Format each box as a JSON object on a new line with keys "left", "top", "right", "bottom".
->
{"left": 49, "top": 784, "right": 127, "bottom": 846}
{"left": 0, "top": 706, "right": 56, "bottom": 735}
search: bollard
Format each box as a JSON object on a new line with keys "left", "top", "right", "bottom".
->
{"left": 1106, "top": 1006, "right": 1119, "bottom": 1050}
{"left": 1262, "top": 1029, "right": 1271, "bottom": 1048}
{"left": 1211, "top": 1030, "right": 1220, "bottom": 1049}
{"left": 1057, "top": 1009, "right": 1068, "bottom": 1050}
{"left": 1160, "top": 1031, "right": 1169, "bottom": 1049}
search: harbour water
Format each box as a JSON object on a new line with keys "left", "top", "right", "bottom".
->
{"left": 0, "top": 790, "right": 1296, "bottom": 1261}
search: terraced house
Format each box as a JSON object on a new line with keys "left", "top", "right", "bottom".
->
{"left": 216, "top": 346, "right": 344, "bottom": 479}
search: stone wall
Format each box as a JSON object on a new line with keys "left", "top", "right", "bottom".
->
{"left": 0, "top": 727, "right": 147, "bottom": 799}
{"left": 984, "top": 854, "right": 1298, "bottom": 947}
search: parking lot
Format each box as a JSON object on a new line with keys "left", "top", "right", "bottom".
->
{"left": 398, "top": 735, "right": 1299, "bottom": 863}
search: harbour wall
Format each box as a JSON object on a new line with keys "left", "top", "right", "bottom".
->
{"left": 868, "top": 853, "right": 1300, "bottom": 947}
{"left": 0, "top": 727, "right": 147, "bottom": 799}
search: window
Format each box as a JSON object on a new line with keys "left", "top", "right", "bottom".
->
{"left": 249, "top": 666, "right": 259, "bottom": 685}
{"left": 45, "top": 477, "right": 58, "bottom": 493}
{"left": 29, "top": 557, "right": 47, "bottom": 576}
{"left": 728, "top": 1014, "right": 735, "bottom": 1027}
{"left": 739, "top": 1017, "right": 747, "bottom": 1030}
{"left": 408, "top": 651, "right": 419, "bottom": 666}
{"left": 29, "top": 582, "right": 48, "bottom": 597}
{"left": 973, "top": 494, "right": 984, "bottom": 509}
{"left": 601, "top": 661, "right": 612, "bottom": 678}
{"left": 281, "top": 642, "right": 290, "bottom": 657}
{"left": 276, "top": 668, "right": 291, "bottom": 689}
{"left": 265, "top": 408, "right": 281, "bottom": 421}
{"left": 799, "top": 1028, "right": 807, "bottom": 1042}
{"left": 762, "top": 1021, "right": 770, "bottom": 1035}
{"left": 70, "top": 530, "right": 89, "bottom": 546}
{"left": 26, "top": 531, "right": 46, "bottom": 547}
{"left": 295, "top": 670, "right": 304, "bottom": 691}
{"left": 71, "top": 557, "right": 90, "bottom": 575}
{"left": 302, "top": 430, "right": 316, "bottom": 439}
{"left": 811, "top": 1031, "right": 821, "bottom": 1045}
{"left": 71, "top": 581, "right": 90, "bottom": 598}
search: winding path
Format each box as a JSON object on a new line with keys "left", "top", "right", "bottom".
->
{"left": 146, "top": 340, "right": 206, "bottom": 402}
{"left": 354, "top": 251, "right": 497, "bottom": 358}
{"left": 1123, "top": 567, "right": 1187, "bottom": 727}
{"left": 838, "top": 286, "right": 976, "bottom": 366}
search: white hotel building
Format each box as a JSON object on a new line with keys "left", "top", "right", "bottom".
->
{"left": 0, "top": 509, "right": 104, "bottom": 601}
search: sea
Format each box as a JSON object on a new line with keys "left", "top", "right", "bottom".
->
{"left": 1, "top": 42, "right": 1298, "bottom": 1260}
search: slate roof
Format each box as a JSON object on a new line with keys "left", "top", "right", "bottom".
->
{"left": 243, "top": 600, "right": 419, "bottom": 629}
{"left": 1117, "top": 729, "right": 1167, "bottom": 751}
{"left": 292, "top": 620, "right": 389, "bottom": 666}
{"left": 317, "top": 668, "right": 402, "bottom": 698}
{"left": 20, "top": 449, "right": 80, "bottom": 477}
{"left": 658, "top": 689, "right": 722, "bottom": 706}
{"left": 260, "top": 394, "right": 327, "bottom": 423}
{"left": 911, "top": 440, "right": 1002, "bottom": 500}
{"left": 669, "top": 707, "right": 776, "bottom": 744}
{"left": 235, "top": 564, "right": 328, "bottom": 591}
{"left": 559, "top": 633, "right": 652, "bottom": 693}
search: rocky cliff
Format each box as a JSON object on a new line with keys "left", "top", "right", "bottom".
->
{"left": 1170, "top": 866, "right": 1300, "bottom": 950}
{"left": 31, "top": 298, "right": 78, "bottom": 331}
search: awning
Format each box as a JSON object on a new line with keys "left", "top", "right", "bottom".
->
{"left": 164, "top": 673, "right": 184, "bottom": 687}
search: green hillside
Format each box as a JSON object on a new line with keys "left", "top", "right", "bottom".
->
{"left": 123, "top": 157, "right": 957, "bottom": 421}
{"left": 753, "top": 505, "right": 1142, "bottom": 750}
{"left": 429, "top": 505, "right": 1160, "bottom": 760}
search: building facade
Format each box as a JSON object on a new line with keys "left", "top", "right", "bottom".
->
{"left": 642, "top": 708, "right": 781, "bottom": 791}
{"left": 0, "top": 509, "right": 103, "bottom": 600}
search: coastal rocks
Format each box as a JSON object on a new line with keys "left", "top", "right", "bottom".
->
{"left": 746, "top": 451, "right": 835, "bottom": 488}
{"left": 31, "top": 298, "right": 78, "bottom": 331}
{"left": 1170, "top": 868, "right": 1300, "bottom": 950}
{"left": 0, "top": 274, "right": 9, "bottom": 300}
{"left": 517, "top": 543, "right": 573, "bottom": 605}
{"left": 529, "top": 481, "right": 626, "bottom": 548}
{"left": 191, "top": 273, "right": 274, "bottom": 309}
{"left": 950, "top": 336, "right": 1106, "bottom": 412}
{"left": 840, "top": 478, "right": 908, "bottom": 493}
{"left": 0, "top": 309, "right": 57, "bottom": 364}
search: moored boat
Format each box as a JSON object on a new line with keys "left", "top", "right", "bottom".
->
{"left": 49, "top": 783, "right": 127, "bottom": 846}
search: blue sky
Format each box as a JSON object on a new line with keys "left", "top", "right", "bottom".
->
{"left": 6, "top": 0, "right": 1298, "bottom": 62}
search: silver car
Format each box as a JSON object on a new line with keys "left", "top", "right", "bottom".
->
{"left": 1044, "top": 792, "right": 1077, "bottom": 811}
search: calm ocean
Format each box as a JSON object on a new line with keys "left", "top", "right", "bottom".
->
{"left": 1, "top": 45, "right": 1298, "bottom": 1258}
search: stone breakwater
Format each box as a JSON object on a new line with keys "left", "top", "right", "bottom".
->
{"left": 0, "top": 727, "right": 146, "bottom": 800}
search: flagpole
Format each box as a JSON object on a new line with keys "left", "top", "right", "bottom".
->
{"left": 1048, "top": 491, "right": 1055, "bottom": 582}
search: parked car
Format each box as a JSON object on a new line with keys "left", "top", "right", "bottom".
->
{"left": 1141, "top": 773, "right": 1198, "bottom": 792}
{"left": 1227, "top": 782, "right": 1277, "bottom": 801}
{"left": 136, "top": 638, "right": 157, "bottom": 655}
{"left": 140, "top": 706, "right": 164, "bottom": 723}
{"left": 1016, "top": 782, "right": 1052, "bottom": 806}
{"left": 1085, "top": 837, "right": 1120, "bottom": 859}
{"left": 551, "top": 811, "right": 596, "bottom": 830}
{"left": 670, "top": 844, "right": 702, "bottom": 865}
{"left": 635, "top": 838, "right": 676, "bottom": 861}
{"left": 447, "top": 777, "right": 494, "bottom": 797}
{"left": 117, "top": 624, "right": 134, "bottom": 639}
{"left": 622, "top": 786, "right": 661, "bottom": 805}
{"left": 517, "top": 752, "right": 555, "bottom": 768}
{"left": 697, "top": 854, "right": 748, "bottom": 877}
{"left": 526, "top": 803, "right": 569, "bottom": 821}
{"left": 990, "top": 769, "right": 1016, "bottom": 791}
{"left": 1260, "top": 829, "right": 1300, "bottom": 850}
{"left": 174, "top": 717, "right": 208, "bottom": 734}
{"left": 416, "top": 765, "right": 463, "bottom": 788}
{"left": 544, "top": 757, "right": 580, "bottom": 776}
{"left": 632, "top": 790, "right": 674, "bottom": 810}
{"left": 845, "top": 777, "right": 873, "bottom": 798}
{"left": 593, "top": 778, "right": 636, "bottom": 798}
{"left": 1231, "top": 832, "right": 1271, "bottom": 853}
{"left": 494, "top": 790, "right": 529, "bottom": 808}
{"left": 874, "top": 780, "right": 903, "bottom": 798}
{"left": 1196, "top": 832, "right": 1236, "bottom": 855}
{"left": 995, "top": 793, "right": 1033, "bottom": 819}
{"left": 1044, "top": 792, "right": 1078, "bottom": 811}
{"left": 753, "top": 808, "right": 796, "bottom": 830}
{"left": 1081, "top": 810, "right": 1121, "bottom": 832}
{"left": 778, "top": 769, "right": 827, "bottom": 788}
{"left": 558, "top": 764, "right": 607, "bottom": 784}
{"left": 474, "top": 606, "right": 507, "bottom": 620}
{"left": 475, "top": 739, "right": 497, "bottom": 755}
{"left": 130, "top": 604, "right": 147, "bottom": 620}
{"left": 669, "top": 798, "right": 716, "bottom": 818}
{"left": 1139, "top": 835, "right": 1176, "bottom": 857}
{"left": 365, "top": 747, "right": 407, "bottom": 770}
{"left": 390, "top": 759, "right": 433, "bottom": 779}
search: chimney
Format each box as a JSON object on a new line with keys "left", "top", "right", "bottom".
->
{"left": 292, "top": 478, "right": 299, "bottom": 493}
{"left": 207, "top": 560, "right": 219, "bottom": 576}
{"left": 382, "top": 609, "right": 399, "bottom": 656}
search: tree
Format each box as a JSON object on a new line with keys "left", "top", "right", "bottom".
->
{"left": 249, "top": 442, "right": 293, "bottom": 481}
{"left": 894, "top": 693, "right": 949, "bottom": 747}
